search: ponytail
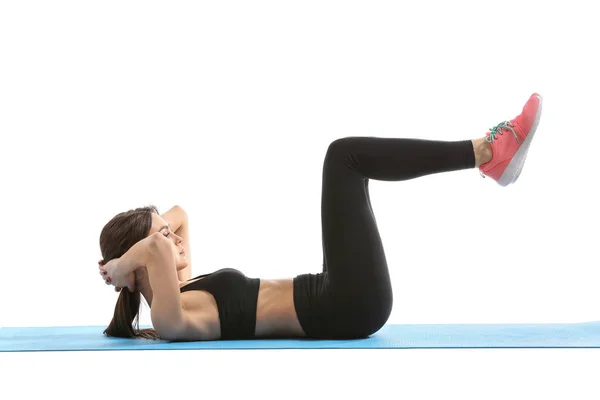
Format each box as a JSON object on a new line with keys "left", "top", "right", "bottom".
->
{"left": 100, "top": 205, "right": 162, "bottom": 340}
{"left": 103, "top": 289, "right": 161, "bottom": 340}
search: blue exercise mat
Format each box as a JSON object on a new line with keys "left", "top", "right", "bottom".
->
{"left": 2, "top": 322, "right": 600, "bottom": 352}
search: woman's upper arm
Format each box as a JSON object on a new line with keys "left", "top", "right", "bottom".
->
{"left": 146, "top": 233, "right": 187, "bottom": 340}
{"left": 147, "top": 233, "right": 210, "bottom": 341}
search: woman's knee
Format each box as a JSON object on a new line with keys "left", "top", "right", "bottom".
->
{"left": 324, "top": 137, "right": 364, "bottom": 172}
{"left": 327, "top": 137, "right": 361, "bottom": 157}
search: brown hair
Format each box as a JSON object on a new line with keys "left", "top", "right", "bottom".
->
{"left": 99, "top": 205, "right": 162, "bottom": 340}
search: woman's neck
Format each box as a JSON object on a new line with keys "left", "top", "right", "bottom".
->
{"left": 138, "top": 283, "right": 153, "bottom": 307}
{"left": 135, "top": 268, "right": 153, "bottom": 306}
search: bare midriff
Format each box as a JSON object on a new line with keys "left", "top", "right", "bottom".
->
{"left": 179, "top": 277, "right": 307, "bottom": 339}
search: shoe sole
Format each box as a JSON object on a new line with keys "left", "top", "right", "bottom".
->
{"left": 497, "top": 94, "right": 544, "bottom": 187}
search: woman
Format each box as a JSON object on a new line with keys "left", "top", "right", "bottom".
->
{"left": 99, "top": 93, "right": 543, "bottom": 341}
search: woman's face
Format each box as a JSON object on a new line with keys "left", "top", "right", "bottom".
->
{"left": 148, "top": 213, "right": 188, "bottom": 271}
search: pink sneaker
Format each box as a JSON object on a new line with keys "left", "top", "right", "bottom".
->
{"left": 479, "top": 93, "right": 543, "bottom": 186}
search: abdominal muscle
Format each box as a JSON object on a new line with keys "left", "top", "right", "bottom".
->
{"left": 179, "top": 278, "right": 307, "bottom": 339}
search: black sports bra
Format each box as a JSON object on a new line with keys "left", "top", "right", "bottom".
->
{"left": 180, "top": 268, "right": 260, "bottom": 340}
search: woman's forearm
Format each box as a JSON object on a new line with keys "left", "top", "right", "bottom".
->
{"left": 161, "top": 205, "right": 187, "bottom": 232}
{"left": 119, "top": 235, "right": 153, "bottom": 275}
{"left": 161, "top": 205, "right": 192, "bottom": 282}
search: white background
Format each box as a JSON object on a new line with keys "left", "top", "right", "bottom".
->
{"left": 1, "top": 0, "right": 599, "bottom": 399}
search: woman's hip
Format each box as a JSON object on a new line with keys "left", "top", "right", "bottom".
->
{"left": 293, "top": 272, "right": 393, "bottom": 339}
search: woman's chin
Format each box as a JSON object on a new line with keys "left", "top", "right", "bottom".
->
{"left": 176, "top": 258, "right": 189, "bottom": 270}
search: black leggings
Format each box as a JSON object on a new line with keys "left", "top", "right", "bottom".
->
{"left": 292, "top": 136, "right": 476, "bottom": 339}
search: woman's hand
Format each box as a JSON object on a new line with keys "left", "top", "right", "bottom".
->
{"left": 99, "top": 259, "right": 136, "bottom": 293}
{"left": 98, "top": 235, "right": 156, "bottom": 292}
